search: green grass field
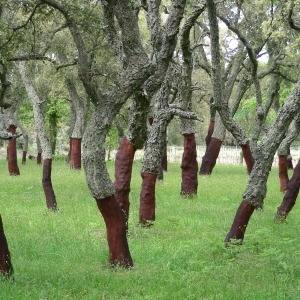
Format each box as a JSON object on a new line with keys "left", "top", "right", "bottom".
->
{"left": 0, "top": 158, "right": 300, "bottom": 299}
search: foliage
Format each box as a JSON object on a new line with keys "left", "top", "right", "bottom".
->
{"left": 0, "top": 160, "right": 300, "bottom": 298}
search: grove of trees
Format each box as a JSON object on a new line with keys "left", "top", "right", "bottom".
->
{"left": 1, "top": 0, "right": 300, "bottom": 276}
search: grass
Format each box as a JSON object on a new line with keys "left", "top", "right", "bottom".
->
{"left": 1, "top": 158, "right": 300, "bottom": 299}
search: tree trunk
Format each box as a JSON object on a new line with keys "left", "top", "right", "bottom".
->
{"left": 22, "top": 151, "right": 26, "bottom": 164}
{"left": 224, "top": 201, "right": 255, "bottom": 244}
{"left": 200, "top": 113, "right": 225, "bottom": 175}
{"left": 286, "top": 148, "right": 294, "bottom": 170}
{"left": 114, "top": 137, "right": 136, "bottom": 224}
{"left": 181, "top": 133, "right": 198, "bottom": 196}
{"left": 70, "top": 138, "right": 82, "bottom": 169}
{"left": 205, "top": 120, "right": 215, "bottom": 146}
{"left": 0, "top": 215, "right": 13, "bottom": 278}
{"left": 96, "top": 196, "right": 133, "bottom": 267}
{"left": 241, "top": 144, "right": 255, "bottom": 174}
{"left": 275, "top": 160, "right": 300, "bottom": 221}
{"left": 7, "top": 125, "right": 20, "bottom": 175}
{"left": 36, "top": 137, "right": 42, "bottom": 165}
{"left": 42, "top": 158, "right": 58, "bottom": 211}
{"left": 278, "top": 155, "right": 289, "bottom": 192}
{"left": 199, "top": 137, "right": 222, "bottom": 175}
{"left": 16, "top": 120, "right": 28, "bottom": 165}
{"left": 139, "top": 172, "right": 157, "bottom": 225}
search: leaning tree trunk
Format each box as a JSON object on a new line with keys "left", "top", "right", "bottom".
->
{"left": 205, "top": 119, "right": 215, "bottom": 146}
{"left": 278, "top": 154, "right": 289, "bottom": 192}
{"left": 200, "top": 113, "right": 225, "bottom": 175}
{"left": 277, "top": 115, "right": 300, "bottom": 191}
{"left": 16, "top": 61, "right": 58, "bottom": 211}
{"left": 83, "top": 105, "right": 133, "bottom": 267}
{"left": 0, "top": 215, "right": 13, "bottom": 278}
{"left": 275, "top": 159, "right": 300, "bottom": 221}
{"left": 114, "top": 92, "right": 148, "bottom": 224}
{"left": 225, "top": 78, "right": 300, "bottom": 244}
{"left": 114, "top": 137, "right": 136, "bottom": 223}
{"left": 7, "top": 124, "right": 20, "bottom": 175}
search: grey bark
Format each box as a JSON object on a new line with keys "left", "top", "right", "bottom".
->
{"left": 243, "top": 80, "right": 300, "bottom": 207}
{"left": 16, "top": 61, "right": 52, "bottom": 160}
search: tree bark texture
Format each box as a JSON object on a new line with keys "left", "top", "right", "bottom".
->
{"left": 278, "top": 155, "right": 289, "bottom": 192}
{"left": 275, "top": 160, "right": 300, "bottom": 221}
{"left": 224, "top": 201, "right": 255, "bottom": 244}
{"left": 241, "top": 144, "right": 254, "bottom": 174}
{"left": 199, "top": 137, "right": 222, "bottom": 175}
{"left": 114, "top": 137, "right": 136, "bottom": 223}
{"left": 139, "top": 172, "right": 157, "bottom": 225}
{"left": 42, "top": 158, "right": 58, "bottom": 210}
{"left": 0, "top": 215, "right": 13, "bottom": 278}
{"left": 226, "top": 78, "right": 300, "bottom": 243}
{"left": 205, "top": 120, "right": 215, "bottom": 146}
{"left": 22, "top": 151, "right": 26, "bottom": 165}
{"left": 181, "top": 134, "right": 198, "bottom": 196}
{"left": 7, "top": 125, "right": 20, "bottom": 176}
{"left": 286, "top": 148, "right": 294, "bottom": 170}
{"left": 96, "top": 196, "right": 133, "bottom": 267}
{"left": 70, "top": 138, "right": 82, "bottom": 169}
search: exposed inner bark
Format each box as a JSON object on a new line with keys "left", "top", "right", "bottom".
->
{"left": 181, "top": 134, "right": 198, "bottom": 196}
{"left": 278, "top": 155, "right": 289, "bottom": 192}
{"left": 139, "top": 172, "right": 157, "bottom": 226}
{"left": 70, "top": 138, "right": 82, "bottom": 169}
{"left": 37, "top": 153, "right": 42, "bottom": 165}
{"left": 7, "top": 125, "right": 20, "bottom": 176}
{"left": 22, "top": 151, "right": 27, "bottom": 165}
{"left": 0, "top": 215, "right": 13, "bottom": 278}
{"left": 199, "top": 137, "right": 222, "bottom": 175}
{"left": 225, "top": 201, "right": 255, "bottom": 245}
{"left": 241, "top": 144, "right": 254, "bottom": 174}
{"left": 161, "top": 146, "right": 168, "bottom": 172}
{"left": 114, "top": 137, "right": 136, "bottom": 224}
{"left": 205, "top": 120, "right": 215, "bottom": 146}
{"left": 42, "top": 158, "right": 58, "bottom": 211}
{"left": 286, "top": 148, "right": 294, "bottom": 170}
{"left": 275, "top": 160, "right": 300, "bottom": 221}
{"left": 96, "top": 195, "right": 133, "bottom": 268}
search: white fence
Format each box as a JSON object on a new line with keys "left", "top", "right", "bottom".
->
{"left": 109, "top": 145, "right": 300, "bottom": 167}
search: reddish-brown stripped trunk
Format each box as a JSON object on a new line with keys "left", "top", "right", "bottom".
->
{"left": 275, "top": 160, "right": 300, "bottom": 221}
{"left": 70, "top": 138, "right": 82, "bottom": 169}
{"left": 181, "top": 134, "right": 198, "bottom": 196}
{"left": 199, "top": 137, "right": 222, "bottom": 175}
{"left": 139, "top": 172, "right": 157, "bottom": 225}
{"left": 241, "top": 144, "right": 255, "bottom": 174}
{"left": 96, "top": 196, "right": 133, "bottom": 267}
{"left": 22, "top": 151, "right": 27, "bottom": 165}
{"left": 37, "top": 153, "right": 42, "bottom": 165}
{"left": 42, "top": 158, "right": 58, "bottom": 210}
{"left": 0, "top": 215, "right": 13, "bottom": 278}
{"left": 224, "top": 201, "right": 255, "bottom": 244}
{"left": 278, "top": 155, "right": 289, "bottom": 192}
{"left": 286, "top": 148, "right": 293, "bottom": 170}
{"left": 205, "top": 120, "right": 215, "bottom": 146}
{"left": 161, "top": 146, "right": 167, "bottom": 172}
{"left": 7, "top": 125, "right": 20, "bottom": 176}
{"left": 114, "top": 137, "right": 136, "bottom": 223}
